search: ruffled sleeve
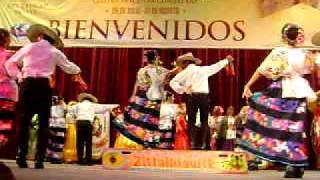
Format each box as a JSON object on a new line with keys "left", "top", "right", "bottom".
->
{"left": 136, "top": 67, "right": 151, "bottom": 87}
{"left": 258, "top": 47, "right": 288, "bottom": 80}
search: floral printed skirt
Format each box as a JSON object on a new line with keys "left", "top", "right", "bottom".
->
{"left": 112, "top": 88, "right": 173, "bottom": 149}
{"left": 312, "top": 107, "right": 320, "bottom": 168}
{"left": 0, "top": 98, "right": 15, "bottom": 147}
{"left": 239, "top": 81, "right": 309, "bottom": 167}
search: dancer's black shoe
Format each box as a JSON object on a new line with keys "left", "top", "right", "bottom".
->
{"left": 284, "top": 166, "right": 304, "bottom": 178}
{"left": 34, "top": 161, "right": 44, "bottom": 169}
{"left": 16, "top": 158, "right": 28, "bottom": 168}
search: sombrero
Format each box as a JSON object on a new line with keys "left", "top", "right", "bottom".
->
{"left": 27, "top": 24, "right": 64, "bottom": 48}
{"left": 308, "top": 91, "right": 320, "bottom": 113}
{"left": 312, "top": 31, "right": 320, "bottom": 46}
{"left": 78, "top": 93, "right": 98, "bottom": 103}
{"left": 175, "top": 52, "right": 202, "bottom": 67}
{"left": 67, "top": 101, "right": 78, "bottom": 106}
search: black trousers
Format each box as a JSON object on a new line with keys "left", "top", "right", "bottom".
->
{"left": 186, "top": 93, "right": 210, "bottom": 149}
{"left": 76, "top": 120, "right": 92, "bottom": 163}
{"left": 17, "top": 78, "right": 52, "bottom": 162}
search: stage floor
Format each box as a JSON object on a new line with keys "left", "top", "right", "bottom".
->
{"left": 1, "top": 160, "right": 319, "bottom": 180}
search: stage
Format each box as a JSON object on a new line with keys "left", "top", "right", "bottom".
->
{"left": 0, "top": 160, "right": 319, "bottom": 180}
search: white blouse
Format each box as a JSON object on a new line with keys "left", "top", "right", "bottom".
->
{"left": 259, "top": 47, "right": 317, "bottom": 100}
{"left": 136, "top": 65, "right": 168, "bottom": 100}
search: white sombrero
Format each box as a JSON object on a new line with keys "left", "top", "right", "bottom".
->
{"left": 27, "top": 24, "right": 64, "bottom": 48}
{"left": 175, "top": 52, "right": 202, "bottom": 67}
{"left": 78, "top": 93, "right": 98, "bottom": 103}
{"left": 312, "top": 31, "right": 320, "bottom": 46}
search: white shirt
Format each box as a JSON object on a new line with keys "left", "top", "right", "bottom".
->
{"left": 208, "top": 115, "right": 220, "bottom": 129}
{"left": 49, "top": 104, "right": 66, "bottom": 128}
{"left": 74, "top": 100, "right": 116, "bottom": 122}
{"left": 5, "top": 40, "right": 80, "bottom": 79}
{"left": 226, "top": 116, "right": 236, "bottom": 139}
{"left": 159, "top": 103, "right": 177, "bottom": 130}
{"left": 136, "top": 65, "right": 168, "bottom": 100}
{"left": 170, "top": 59, "right": 228, "bottom": 94}
{"left": 51, "top": 104, "right": 65, "bottom": 118}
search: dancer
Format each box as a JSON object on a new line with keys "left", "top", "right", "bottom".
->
{"left": 5, "top": 24, "right": 86, "bottom": 169}
{"left": 241, "top": 23, "right": 318, "bottom": 178}
{"left": 47, "top": 96, "right": 66, "bottom": 164}
{"left": 309, "top": 91, "right": 320, "bottom": 169}
{"left": 0, "top": 28, "right": 17, "bottom": 180}
{"left": 170, "top": 52, "right": 234, "bottom": 150}
{"left": 72, "top": 93, "right": 113, "bottom": 165}
{"left": 113, "top": 50, "right": 177, "bottom": 149}
{"left": 0, "top": 28, "right": 17, "bottom": 146}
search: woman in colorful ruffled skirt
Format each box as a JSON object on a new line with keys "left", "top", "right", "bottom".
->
{"left": 241, "top": 23, "right": 318, "bottom": 178}
{"left": 113, "top": 50, "right": 177, "bottom": 149}
{"left": 0, "top": 28, "right": 17, "bottom": 180}
{"left": 309, "top": 91, "right": 320, "bottom": 169}
{"left": 0, "top": 28, "right": 17, "bottom": 150}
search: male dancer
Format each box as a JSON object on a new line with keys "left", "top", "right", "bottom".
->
{"left": 6, "top": 24, "right": 87, "bottom": 169}
{"left": 170, "top": 52, "right": 234, "bottom": 150}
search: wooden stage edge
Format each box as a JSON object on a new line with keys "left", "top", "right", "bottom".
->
{"left": 102, "top": 149, "right": 248, "bottom": 174}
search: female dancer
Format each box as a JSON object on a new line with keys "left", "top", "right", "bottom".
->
{"left": 0, "top": 28, "right": 17, "bottom": 180}
{"left": 113, "top": 50, "right": 177, "bottom": 149}
{"left": 241, "top": 23, "right": 318, "bottom": 178}
{"left": 0, "top": 28, "right": 18, "bottom": 147}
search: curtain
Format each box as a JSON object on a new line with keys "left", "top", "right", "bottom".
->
{"left": 55, "top": 48, "right": 143, "bottom": 105}
{"left": 55, "top": 48, "right": 273, "bottom": 112}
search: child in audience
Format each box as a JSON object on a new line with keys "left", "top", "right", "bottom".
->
{"left": 235, "top": 106, "right": 249, "bottom": 150}
{"left": 73, "top": 93, "right": 115, "bottom": 165}
{"left": 208, "top": 106, "right": 224, "bottom": 150}
{"left": 174, "top": 103, "right": 189, "bottom": 150}
{"left": 63, "top": 101, "right": 78, "bottom": 163}
{"left": 159, "top": 93, "right": 177, "bottom": 149}
{"left": 217, "top": 106, "right": 236, "bottom": 151}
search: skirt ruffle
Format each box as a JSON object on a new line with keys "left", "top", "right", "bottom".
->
{"left": 239, "top": 81, "right": 309, "bottom": 167}
{"left": 112, "top": 88, "right": 173, "bottom": 149}
{"left": 0, "top": 98, "right": 15, "bottom": 146}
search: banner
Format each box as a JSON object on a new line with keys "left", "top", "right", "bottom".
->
{"left": 2, "top": 0, "right": 320, "bottom": 48}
